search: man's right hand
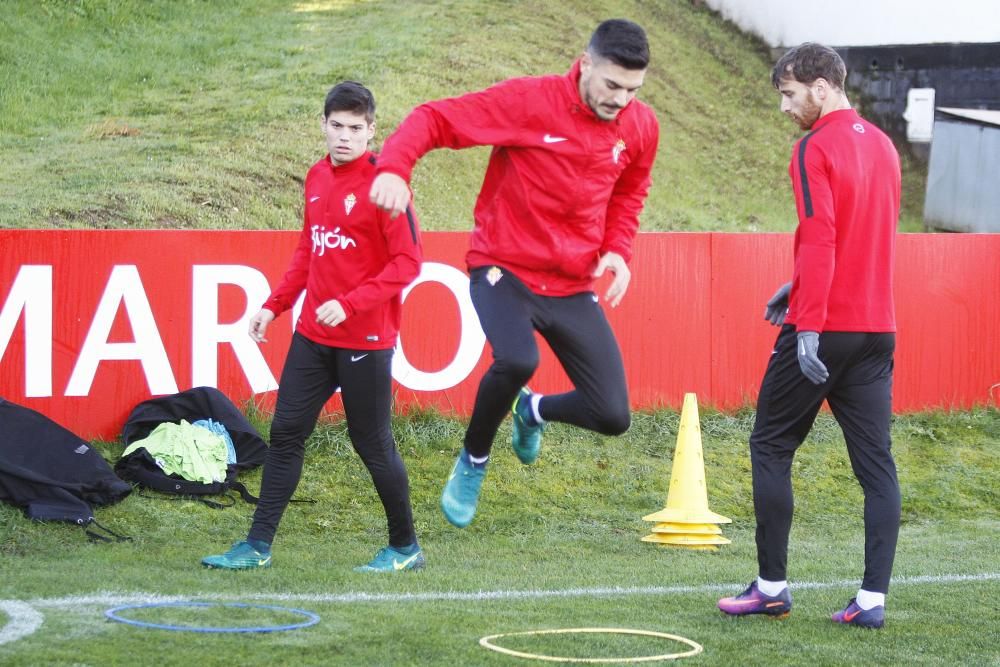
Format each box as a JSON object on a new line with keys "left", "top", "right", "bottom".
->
{"left": 249, "top": 308, "right": 275, "bottom": 343}
{"left": 796, "top": 331, "right": 829, "bottom": 384}
{"left": 764, "top": 281, "right": 792, "bottom": 326}
{"left": 369, "top": 172, "right": 410, "bottom": 218}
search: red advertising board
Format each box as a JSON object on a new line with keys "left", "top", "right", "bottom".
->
{"left": 1, "top": 230, "right": 997, "bottom": 439}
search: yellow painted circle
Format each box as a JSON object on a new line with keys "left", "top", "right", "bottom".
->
{"left": 479, "top": 627, "right": 703, "bottom": 663}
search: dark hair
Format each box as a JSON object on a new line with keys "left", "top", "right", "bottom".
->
{"left": 323, "top": 81, "right": 375, "bottom": 123}
{"left": 588, "top": 19, "right": 650, "bottom": 70}
{"left": 771, "top": 43, "right": 846, "bottom": 90}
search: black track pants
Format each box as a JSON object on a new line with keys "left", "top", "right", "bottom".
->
{"left": 750, "top": 325, "right": 900, "bottom": 593}
{"left": 248, "top": 333, "right": 416, "bottom": 548}
{"left": 462, "top": 266, "right": 631, "bottom": 458}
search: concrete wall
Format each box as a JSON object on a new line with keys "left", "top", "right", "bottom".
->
{"left": 703, "top": 0, "right": 1000, "bottom": 47}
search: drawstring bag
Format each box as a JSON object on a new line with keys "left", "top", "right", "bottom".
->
{"left": 0, "top": 398, "right": 131, "bottom": 542}
{"left": 115, "top": 387, "right": 267, "bottom": 508}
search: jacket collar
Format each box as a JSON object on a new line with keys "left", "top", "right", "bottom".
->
{"left": 811, "top": 108, "right": 860, "bottom": 131}
{"left": 325, "top": 150, "right": 374, "bottom": 173}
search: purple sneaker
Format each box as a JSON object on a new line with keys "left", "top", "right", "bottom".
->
{"left": 832, "top": 598, "right": 885, "bottom": 629}
{"left": 718, "top": 581, "right": 792, "bottom": 617}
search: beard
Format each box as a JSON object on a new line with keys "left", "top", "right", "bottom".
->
{"left": 794, "top": 93, "right": 822, "bottom": 130}
{"left": 593, "top": 102, "right": 622, "bottom": 120}
{"left": 584, "top": 90, "right": 621, "bottom": 120}
{"left": 580, "top": 73, "right": 623, "bottom": 121}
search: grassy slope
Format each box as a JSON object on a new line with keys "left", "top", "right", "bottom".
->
{"left": 0, "top": 0, "right": 926, "bottom": 232}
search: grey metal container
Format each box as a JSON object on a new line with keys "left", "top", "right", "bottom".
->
{"left": 924, "top": 108, "right": 1000, "bottom": 232}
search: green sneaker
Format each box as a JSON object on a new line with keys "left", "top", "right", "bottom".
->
{"left": 512, "top": 387, "right": 545, "bottom": 464}
{"left": 354, "top": 545, "right": 425, "bottom": 573}
{"left": 201, "top": 541, "right": 271, "bottom": 570}
{"left": 440, "top": 449, "right": 487, "bottom": 528}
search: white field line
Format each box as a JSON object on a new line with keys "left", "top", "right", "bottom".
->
{"left": 2, "top": 571, "right": 999, "bottom": 647}
{"left": 0, "top": 602, "right": 44, "bottom": 647}
{"left": 21, "top": 571, "right": 1000, "bottom": 608}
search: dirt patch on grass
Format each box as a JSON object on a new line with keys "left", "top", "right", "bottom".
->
{"left": 85, "top": 119, "right": 142, "bottom": 139}
{"left": 46, "top": 194, "right": 133, "bottom": 228}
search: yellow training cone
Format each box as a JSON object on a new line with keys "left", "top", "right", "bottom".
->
{"left": 642, "top": 393, "right": 731, "bottom": 525}
{"left": 649, "top": 522, "right": 722, "bottom": 535}
{"left": 641, "top": 532, "right": 731, "bottom": 548}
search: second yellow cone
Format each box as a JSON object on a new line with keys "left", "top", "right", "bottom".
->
{"left": 641, "top": 393, "right": 731, "bottom": 550}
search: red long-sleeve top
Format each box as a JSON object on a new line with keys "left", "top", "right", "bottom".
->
{"left": 376, "top": 60, "right": 660, "bottom": 296}
{"left": 785, "top": 108, "right": 900, "bottom": 333}
{"left": 263, "top": 152, "right": 422, "bottom": 349}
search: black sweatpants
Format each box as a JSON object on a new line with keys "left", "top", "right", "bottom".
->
{"left": 750, "top": 325, "right": 900, "bottom": 593}
{"left": 248, "top": 333, "right": 416, "bottom": 548}
{"left": 463, "top": 266, "right": 631, "bottom": 458}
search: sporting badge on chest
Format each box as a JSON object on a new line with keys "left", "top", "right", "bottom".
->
{"left": 612, "top": 139, "right": 626, "bottom": 164}
{"left": 344, "top": 193, "right": 357, "bottom": 215}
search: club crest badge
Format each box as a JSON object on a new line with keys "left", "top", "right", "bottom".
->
{"left": 486, "top": 266, "right": 503, "bottom": 286}
{"left": 344, "top": 193, "right": 357, "bottom": 215}
{"left": 612, "top": 139, "right": 626, "bottom": 164}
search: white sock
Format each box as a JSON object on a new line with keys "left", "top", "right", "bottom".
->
{"left": 469, "top": 453, "right": 489, "bottom": 465}
{"left": 855, "top": 589, "right": 885, "bottom": 610}
{"left": 756, "top": 577, "right": 788, "bottom": 597}
{"left": 530, "top": 393, "right": 544, "bottom": 424}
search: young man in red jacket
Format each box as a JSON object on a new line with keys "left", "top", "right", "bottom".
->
{"left": 718, "top": 43, "right": 901, "bottom": 629}
{"left": 203, "top": 81, "right": 425, "bottom": 572}
{"left": 370, "top": 19, "right": 659, "bottom": 528}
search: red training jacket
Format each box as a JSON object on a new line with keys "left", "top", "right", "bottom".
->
{"left": 785, "top": 108, "right": 900, "bottom": 333}
{"left": 376, "top": 59, "right": 660, "bottom": 296}
{"left": 263, "top": 151, "right": 422, "bottom": 349}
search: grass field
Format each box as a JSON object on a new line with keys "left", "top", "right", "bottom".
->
{"left": 0, "top": 0, "right": 929, "bottom": 232}
{"left": 1, "top": 409, "right": 998, "bottom": 665}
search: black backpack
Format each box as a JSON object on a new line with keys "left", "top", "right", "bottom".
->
{"left": 115, "top": 386, "right": 268, "bottom": 508}
{"left": 0, "top": 398, "right": 132, "bottom": 541}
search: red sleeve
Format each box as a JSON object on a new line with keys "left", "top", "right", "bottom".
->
{"left": 262, "top": 218, "right": 312, "bottom": 318}
{"left": 338, "top": 205, "right": 423, "bottom": 317}
{"left": 601, "top": 113, "right": 659, "bottom": 262}
{"left": 792, "top": 138, "right": 836, "bottom": 332}
{"left": 376, "top": 79, "right": 535, "bottom": 182}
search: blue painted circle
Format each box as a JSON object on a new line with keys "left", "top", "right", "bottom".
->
{"left": 105, "top": 601, "right": 320, "bottom": 633}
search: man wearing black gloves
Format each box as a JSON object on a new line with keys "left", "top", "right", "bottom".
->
{"left": 718, "top": 43, "right": 901, "bottom": 629}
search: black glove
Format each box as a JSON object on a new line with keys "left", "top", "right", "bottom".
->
{"left": 796, "top": 331, "right": 829, "bottom": 384}
{"left": 764, "top": 282, "right": 792, "bottom": 326}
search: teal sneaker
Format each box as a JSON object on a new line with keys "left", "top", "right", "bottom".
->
{"left": 354, "top": 545, "right": 426, "bottom": 573}
{"left": 440, "top": 449, "right": 487, "bottom": 528}
{"left": 512, "top": 387, "right": 545, "bottom": 464}
{"left": 201, "top": 540, "right": 271, "bottom": 570}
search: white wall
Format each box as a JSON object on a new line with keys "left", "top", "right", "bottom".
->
{"left": 704, "top": 0, "right": 1000, "bottom": 47}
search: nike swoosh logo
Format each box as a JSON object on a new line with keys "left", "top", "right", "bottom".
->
{"left": 393, "top": 553, "right": 420, "bottom": 570}
{"left": 726, "top": 598, "right": 766, "bottom": 607}
{"left": 543, "top": 134, "right": 568, "bottom": 143}
{"left": 309, "top": 195, "right": 321, "bottom": 202}
{"left": 843, "top": 608, "right": 862, "bottom": 622}
{"left": 350, "top": 354, "right": 369, "bottom": 362}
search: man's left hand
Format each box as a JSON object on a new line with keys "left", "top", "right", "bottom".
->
{"left": 316, "top": 299, "right": 347, "bottom": 328}
{"left": 593, "top": 251, "right": 631, "bottom": 308}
